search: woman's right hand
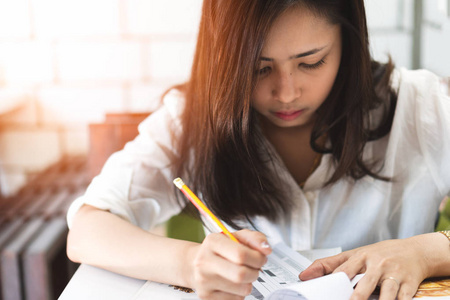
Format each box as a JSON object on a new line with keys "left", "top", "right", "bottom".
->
{"left": 187, "top": 229, "right": 271, "bottom": 300}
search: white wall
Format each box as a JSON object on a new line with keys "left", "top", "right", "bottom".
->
{"left": 366, "top": 0, "right": 450, "bottom": 76}
{"left": 0, "top": 0, "right": 448, "bottom": 196}
{"left": 422, "top": 0, "right": 450, "bottom": 76}
{"left": 0, "top": 0, "right": 202, "bottom": 195}
{"left": 366, "top": 0, "right": 415, "bottom": 69}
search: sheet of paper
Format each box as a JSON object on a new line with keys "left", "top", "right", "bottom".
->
{"left": 131, "top": 244, "right": 373, "bottom": 300}
{"left": 266, "top": 272, "right": 353, "bottom": 300}
{"left": 131, "top": 281, "right": 199, "bottom": 300}
{"left": 59, "top": 264, "right": 145, "bottom": 300}
{"left": 132, "top": 242, "right": 313, "bottom": 300}
{"left": 249, "top": 243, "right": 313, "bottom": 299}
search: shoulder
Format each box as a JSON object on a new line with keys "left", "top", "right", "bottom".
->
{"left": 161, "top": 88, "right": 186, "bottom": 117}
{"left": 141, "top": 88, "right": 185, "bottom": 123}
{"left": 390, "top": 68, "right": 449, "bottom": 119}
{"left": 388, "top": 68, "right": 450, "bottom": 193}
{"left": 138, "top": 88, "right": 186, "bottom": 136}
{"left": 391, "top": 68, "right": 446, "bottom": 101}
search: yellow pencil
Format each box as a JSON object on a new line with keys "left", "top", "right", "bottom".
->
{"left": 173, "top": 177, "right": 239, "bottom": 243}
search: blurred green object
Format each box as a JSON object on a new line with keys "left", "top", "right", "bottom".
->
{"left": 166, "top": 204, "right": 205, "bottom": 243}
{"left": 167, "top": 196, "right": 450, "bottom": 241}
{"left": 436, "top": 196, "right": 450, "bottom": 231}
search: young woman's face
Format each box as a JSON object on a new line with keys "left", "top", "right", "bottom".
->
{"left": 252, "top": 7, "right": 342, "bottom": 129}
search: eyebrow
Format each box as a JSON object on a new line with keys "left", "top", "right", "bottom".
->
{"left": 260, "top": 46, "right": 327, "bottom": 61}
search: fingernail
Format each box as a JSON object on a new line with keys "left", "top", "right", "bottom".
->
{"left": 261, "top": 241, "right": 271, "bottom": 249}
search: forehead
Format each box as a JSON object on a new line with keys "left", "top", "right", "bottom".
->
{"left": 261, "top": 6, "right": 340, "bottom": 58}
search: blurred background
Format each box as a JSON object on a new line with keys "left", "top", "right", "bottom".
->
{"left": 0, "top": 0, "right": 449, "bottom": 299}
{"left": 0, "top": 0, "right": 449, "bottom": 196}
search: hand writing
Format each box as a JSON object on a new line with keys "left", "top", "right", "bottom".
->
{"left": 187, "top": 229, "right": 271, "bottom": 300}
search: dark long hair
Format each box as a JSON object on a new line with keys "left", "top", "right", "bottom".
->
{"left": 171, "top": 0, "right": 397, "bottom": 229}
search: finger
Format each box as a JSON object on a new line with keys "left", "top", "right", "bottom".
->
{"left": 213, "top": 255, "right": 261, "bottom": 284}
{"left": 199, "top": 273, "right": 254, "bottom": 298}
{"left": 233, "top": 229, "right": 272, "bottom": 255}
{"left": 197, "top": 265, "right": 255, "bottom": 297}
{"left": 397, "top": 282, "right": 420, "bottom": 300}
{"left": 300, "top": 251, "right": 353, "bottom": 280}
{"left": 205, "top": 233, "right": 267, "bottom": 270}
{"left": 211, "top": 280, "right": 254, "bottom": 298}
{"left": 349, "top": 272, "right": 380, "bottom": 300}
{"left": 333, "top": 254, "right": 366, "bottom": 280}
{"left": 194, "top": 252, "right": 257, "bottom": 297}
{"left": 379, "top": 277, "right": 400, "bottom": 300}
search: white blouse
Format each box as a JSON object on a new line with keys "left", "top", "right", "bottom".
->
{"left": 67, "top": 68, "right": 450, "bottom": 251}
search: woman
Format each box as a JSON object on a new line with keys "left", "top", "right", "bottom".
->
{"left": 67, "top": 0, "right": 450, "bottom": 299}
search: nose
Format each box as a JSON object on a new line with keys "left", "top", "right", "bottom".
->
{"left": 272, "top": 71, "right": 300, "bottom": 103}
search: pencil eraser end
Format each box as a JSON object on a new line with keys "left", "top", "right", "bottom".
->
{"left": 173, "top": 178, "right": 184, "bottom": 189}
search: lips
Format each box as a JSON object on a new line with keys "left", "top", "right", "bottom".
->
{"left": 273, "top": 109, "right": 304, "bottom": 121}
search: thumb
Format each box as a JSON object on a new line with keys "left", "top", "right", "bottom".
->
{"left": 300, "top": 252, "right": 351, "bottom": 281}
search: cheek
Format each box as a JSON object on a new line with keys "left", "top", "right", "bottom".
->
{"left": 319, "top": 73, "right": 336, "bottom": 97}
{"left": 311, "top": 64, "right": 340, "bottom": 103}
{"left": 252, "top": 83, "right": 270, "bottom": 108}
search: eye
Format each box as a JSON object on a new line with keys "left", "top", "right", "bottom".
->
{"left": 258, "top": 66, "right": 272, "bottom": 76}
{"left": 300, "top": 59, "right": 325, "bottom": 70}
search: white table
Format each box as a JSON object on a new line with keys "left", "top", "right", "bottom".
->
{"left": 58, "top": 264, "right": 146, "bottom": 300}
{"left": 58, "top": 248, "right": 386, "bottom": 300}
{"left": 58, "top": 247, "right": 342, "bottom": 300}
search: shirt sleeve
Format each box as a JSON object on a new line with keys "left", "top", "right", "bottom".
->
{"left": 394, "top": 68, "right": 450, "bottom": 195}
{"left": 67, "top": 90, "right": 185, "bottom": 230}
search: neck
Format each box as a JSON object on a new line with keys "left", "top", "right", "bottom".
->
{"left": 259, "top": 115, "right": 326, "bottom": 188}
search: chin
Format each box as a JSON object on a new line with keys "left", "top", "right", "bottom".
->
{"left": 272, "top": 120, "right": 305, "bottom": 128}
